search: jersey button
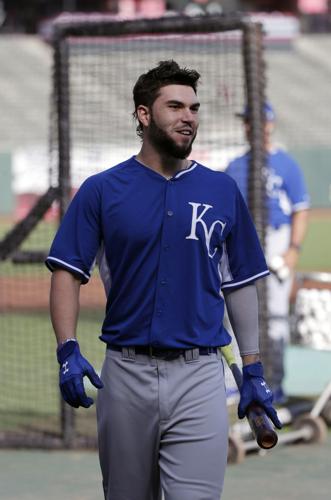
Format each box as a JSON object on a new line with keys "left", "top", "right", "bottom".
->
{"left": 163, "top": 244, "right": 170, "bottom": 250}
{"left": 161, "top": 280, "right": 167, "bottom": 286}
{"left": 167, "top": 210, "right": 174, "bottom": 216}
{"left": 156, "top": 309, "right": 163, "bottom": 316}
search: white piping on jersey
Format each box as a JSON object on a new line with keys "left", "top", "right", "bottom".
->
{"left": 174, "top": 162, "right": 197, "bottom": 179}
{"left": 218, "top": 242, "right": 233, "bottom": 292}
{"left": 222, "top": 269, "right": 269, "bottom": 289}
{"left": 292, "top": 201, "right": 310, "bottom": 212}
{"left": 46, "top": 256, "right": 90, "bottom": 280}
{"left": 96, "top": 242, "right": 111, "bottom": 296}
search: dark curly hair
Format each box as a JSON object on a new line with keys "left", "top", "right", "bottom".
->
{"left": 133, "top": 60, "right": 200, "bottom": 138}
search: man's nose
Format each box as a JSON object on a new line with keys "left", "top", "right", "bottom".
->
{"left": 181, "top": 108, "right": 196, "bottom": 123}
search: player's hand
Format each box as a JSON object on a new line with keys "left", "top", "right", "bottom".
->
{"left": 238, "top": 361, "right": 282, "bottom": 429}
{"left": 282, "top": 247, "right": 299, "bottom": 271}
{"left": 57, "top": 339, "right": 103, "bottom": 408}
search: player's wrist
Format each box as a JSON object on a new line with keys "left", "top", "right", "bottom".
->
{"left": 289, "top": 242, "right": 301, "bottom": 253}
{"left": 241, "top": 353, "right": 260, "bottom": 366}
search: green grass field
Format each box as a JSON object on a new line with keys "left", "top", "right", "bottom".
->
{"left": 0, "top": 220, "right": 56, "bottom": 276}
{"left": 0, "top": 309, "right": 105, "bottom": 437}
{"left": 297, "top": 217, "right": 331, "bottom": 271}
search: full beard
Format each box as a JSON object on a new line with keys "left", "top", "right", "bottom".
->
{"left": 148, "top": 116, "right": 197, "bottom": 160}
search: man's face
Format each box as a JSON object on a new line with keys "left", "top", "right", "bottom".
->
{"left": 245, "top": 120, "right": 275, "bottom": 150}
{"left": 144, "top": 84, "right": 200, "bottom": 159}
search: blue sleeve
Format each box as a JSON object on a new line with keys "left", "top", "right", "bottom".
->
{"left": 45, "top": 176, "right": 102, "bottom": 284}
{"left": 220, "top": 187, "right": 269, "bottom": 290}
{"left": 225, "top": 157, "right": 249, "bottom": 203}
{"left": 225, "top": 159, "right": 239, "bottom": 179}
{"left": 284, "top": 156, "right": 310, "bottom": 211}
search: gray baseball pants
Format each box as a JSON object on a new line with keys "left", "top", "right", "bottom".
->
{"left": 96, "top": 347, "right": 228, "bottom": 500}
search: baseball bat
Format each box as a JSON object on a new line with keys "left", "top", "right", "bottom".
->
{"left": 220, "top": 344, "right": 278, "bottom": 450}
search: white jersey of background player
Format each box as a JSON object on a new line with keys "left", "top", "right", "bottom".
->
{"left": 226, "top": 102, "right": 310, "bottom": 404}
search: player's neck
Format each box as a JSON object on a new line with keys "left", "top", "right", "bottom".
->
{"left": 136, "top": 146, "right": 190, "bottom": 179}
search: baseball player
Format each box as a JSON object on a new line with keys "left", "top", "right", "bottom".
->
{"left": 46, "top": 61, "right": 281, "bottom": 500}
{"left": 226, "top": 102, "right": 310, "bottom": 404}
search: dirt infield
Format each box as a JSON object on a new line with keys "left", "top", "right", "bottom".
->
{"left": 307, "top": 208, "right": 331, "bottom": 220}
{"left": 0, "top": 275, "right": 105, "bottom": 311}
{"left": 1, "top": 272, "right": 331, "bottom": 311}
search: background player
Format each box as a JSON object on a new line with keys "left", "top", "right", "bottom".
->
{"left": 226, "top": 102, "right": 310, "bottom": 404}
{"left": 46, "top": 61, "right": 281, "bottom": 500}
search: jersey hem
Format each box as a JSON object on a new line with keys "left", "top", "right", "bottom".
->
{"left": 292, "top": 201, "right": 310, "bottom": 212}
{"left": 45, "top": 256, "right": 90, "bottom": 283}
{"left": 221, "top": 269, "right": 269, "bottom": 289}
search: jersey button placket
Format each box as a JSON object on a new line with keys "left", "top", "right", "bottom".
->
{"left": 150, "top": 180, "right": 175, "bottom": 344}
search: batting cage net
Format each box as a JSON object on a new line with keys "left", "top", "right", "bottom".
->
{"left": 0, "top": 13, "right": 267, "bottom": 448}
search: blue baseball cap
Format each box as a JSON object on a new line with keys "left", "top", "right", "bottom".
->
{"left": 236, "top": 102, "right": 276, "bottom": 122}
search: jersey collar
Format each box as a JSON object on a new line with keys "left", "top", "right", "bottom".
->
{"left": 172, "top": 161, "right": 198, "bottom": 180}
{"left": 133, "top": 156, "right": 198, "bottom": 181}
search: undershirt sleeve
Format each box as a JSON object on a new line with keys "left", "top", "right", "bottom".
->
{"left": 223, "top": 284, "right": 259, "bottom": 356}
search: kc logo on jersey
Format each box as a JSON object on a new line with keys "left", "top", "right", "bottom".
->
{"left": 186, "top": 202, "right": 226, "bottom": 258}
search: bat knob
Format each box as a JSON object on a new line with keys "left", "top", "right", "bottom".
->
{"left": 248, "top": 405, "right": 279, "bottom": 449}
{"left": 257, "top": 428, "right": 278, "bottom": 449}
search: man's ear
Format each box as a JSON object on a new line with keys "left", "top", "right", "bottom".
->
{"left": 136, "top": 105, "right": 150, "bottom": 128}
{"left": 266, "top": 121, "right": 275, "bottom": 134}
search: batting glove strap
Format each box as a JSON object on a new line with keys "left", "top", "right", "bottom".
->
{"left": 242, "top": 361, "right": 264, "bottom": 378}
{"left": 57, "top": 338, "right": 79, "bottom": 364}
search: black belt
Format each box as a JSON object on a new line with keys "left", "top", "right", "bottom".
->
{"left": 107, "top": 345, "right": 217, "bottom": 360}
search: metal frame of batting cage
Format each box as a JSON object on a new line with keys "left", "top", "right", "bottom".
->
{"left": 51, "top": 13, "right": 269, "bottom": 448}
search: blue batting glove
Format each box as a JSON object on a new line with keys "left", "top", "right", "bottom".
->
{"left": 57, "top": 339, "right": 103, "bottom": 409}
{"left": 238, "top": 361, "right": 282, "bottom": 429}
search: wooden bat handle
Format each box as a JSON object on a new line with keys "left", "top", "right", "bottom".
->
{"left": 230, "top": 363, "right": 278, "bottom": 450}
{"left": 247, "top": 404, "right": 278, "bottom": 449}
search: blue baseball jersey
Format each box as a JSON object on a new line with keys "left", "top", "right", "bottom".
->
{"left": 226, "top": 148, "right": 310, "bottom": 229}
{"left": 46, "top": 157, "right": 269, "bottom": 348}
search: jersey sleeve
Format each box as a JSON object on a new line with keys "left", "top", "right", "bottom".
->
{"left": 219, "top": 187, "right": 269, "bottom": 290}
{"left": 285, "top": 156, "right": 310, "bottom": 212}
{"left": 45, "top": 176, "right": 102, "bottom": 284}
{"left": 225, "top": 156, "right": 249, "bottom": 203}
